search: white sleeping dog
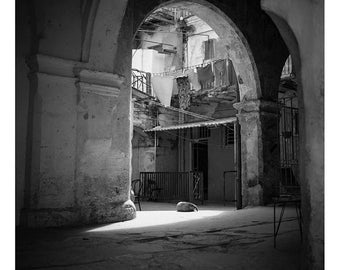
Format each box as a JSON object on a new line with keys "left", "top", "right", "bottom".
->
{"left": 176, "top": 201, "right": 199, "bottom": 212}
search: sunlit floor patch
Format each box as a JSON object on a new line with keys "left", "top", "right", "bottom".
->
{"left": 87, "top": 210, "right": 224, "bottom": 232}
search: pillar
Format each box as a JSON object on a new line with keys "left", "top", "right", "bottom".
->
{"left": 234, "top": 99, "right": 279, "bottom": 206}
{"left": 23, "top": 54, "right": 136, "bottom": 227}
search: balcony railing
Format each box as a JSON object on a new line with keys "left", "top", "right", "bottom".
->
{"left": 131, "top": 68, "right": 152, "bottom": 95}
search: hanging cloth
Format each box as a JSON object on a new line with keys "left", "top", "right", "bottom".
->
{"left": 227, "top": 59, "right": 237, "bottom": 86}
{"left": 186, "top": 69, "right": 201, "bottom": 90}
{"left": 172, "top": 78, "right": 179, "bottom": 95}
{"left": 197, "top": 64, "right": 214, "bottom": 89}
{"left": 213, "top": 59, "right": 229, "bottom": 87}
{"left": 151, "top": 76, "right": 174, "bottom": 107}
{"left": 176, "top": 76, "right": 191, "bottom": 110}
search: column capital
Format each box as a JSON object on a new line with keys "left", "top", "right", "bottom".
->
{"left": 27, "top": 54, "right": 125, "bottom": 98}
{"left": 26, "top": 54, "right": 85, "bottom": 78}
{"left": 76, "top": 69, "right": 125, "bottom": 98}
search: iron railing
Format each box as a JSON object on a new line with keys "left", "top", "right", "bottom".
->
{"left": 277, "top": 96, "right": 299, "bottom": 195}
{"left": 131, "top": 68, "right": 152, "bottom": 95}
{"left": 140, "top": 171, "right": 204, "bottom": 204}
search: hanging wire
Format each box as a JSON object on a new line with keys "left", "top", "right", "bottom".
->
{"left": 158, "top": 128, "right": 234, "bottom": 148}
{"left": 152, "top": 57, "right": 230, "bottom": 76}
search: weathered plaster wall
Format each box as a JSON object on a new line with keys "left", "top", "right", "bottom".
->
{"left": 262, "top": 1, "right": 324, "bottom": 269}
{"left": 132, "top": 130, "right": 156, "bottom": 179}
{"left": 35, "top": 0, "right": 82, "bottom": 61}
{"left": 132, "top": 147, "right": 156, "bottom": 179}
{"left": 87, "top": 0, "right": 128, "bottom": 72}
{"left": 156, "top": 132, "right": 179, "bottom": 172}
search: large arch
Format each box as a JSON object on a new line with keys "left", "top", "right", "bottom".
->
{"left": 133, "top": 0, "right": 261, "bottom": 101}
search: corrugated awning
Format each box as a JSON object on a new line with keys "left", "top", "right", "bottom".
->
{"left": 144, "top": 117, "right": 237, "bottom": 132}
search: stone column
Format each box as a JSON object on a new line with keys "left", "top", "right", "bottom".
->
{"left": 234, "top": 99, "right": 279, "bottom": 206}
{"left": 75, "top": 69, "right": 136, "bottom": 224}
{"left": 23, "top": 54, "right": 135, "bottom": 227}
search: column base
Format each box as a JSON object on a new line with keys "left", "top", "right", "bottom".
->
{"left": 244, "top": 184, "right": 264, "bottom": 206}
{"left": 22, "top": 200, "right": 136, "bottom": 227}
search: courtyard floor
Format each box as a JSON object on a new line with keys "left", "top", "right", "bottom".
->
{"left": 16, "top": 202, "right": 301, "bottom": 270}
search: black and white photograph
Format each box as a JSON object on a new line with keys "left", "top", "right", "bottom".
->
{"left": 6, "top": 0, "right": 329, "bottom": 269}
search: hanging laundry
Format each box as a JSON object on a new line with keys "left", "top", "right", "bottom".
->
{"left": 151, "top": 76, "right": 174, "bottom": 107}
{"left": 176, "top": 76, "right": 191, "bottom": 110}
{"left": 172, "top": 78, "right": 178, "bottom": 95}
{"left": 213, "top": 59, "right": 229, "bottom": 87}
{"left": 197, "top": 64, "right": 214, "bottom": 90}
{"left": 186, "top": 69, "right": 201, "bottom": 91}
{"left": 227, "top": 59, "right": 237, "bottom": 86}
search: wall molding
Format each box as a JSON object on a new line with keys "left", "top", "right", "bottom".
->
{"left": 77, "top": 69, "right": 125, "bottom": 89}
{"left": 77, "top": 82, "right": 120, "bottom": 98}
{"left": 27, "top": 54, "right": 85, "bottom": 78}
{"left": 27, "top": 54, "right": 125, "bottom": 98}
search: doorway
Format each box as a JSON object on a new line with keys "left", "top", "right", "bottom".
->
{"left": 192, "top": 140, "right": 208, "bottom": 200}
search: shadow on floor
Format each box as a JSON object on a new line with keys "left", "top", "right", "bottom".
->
{"left": 16, "top": 204, "right": 301, "bottom": 270}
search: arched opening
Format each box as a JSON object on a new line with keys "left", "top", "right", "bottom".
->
{"left": 133, "top": 0, "right": 261, "bottom": 101}
{"left": 130, "top": 0, "right": 261, "bottom": 210}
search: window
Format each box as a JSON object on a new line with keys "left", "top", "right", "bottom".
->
{"left": 204, "top": 39, "right": 215, "bottom": 60}
{"left": 224, "top": 123, "right": 235, "bottom": 146}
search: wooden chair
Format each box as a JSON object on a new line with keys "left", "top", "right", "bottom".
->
{"left": 131, "top": 179, "right": 143, "bottom": 211}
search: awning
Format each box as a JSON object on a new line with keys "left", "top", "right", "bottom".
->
{"left": 144, "top": 117, "right": 237, "bottom": 132}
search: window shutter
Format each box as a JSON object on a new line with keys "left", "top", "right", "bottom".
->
{"left": 224, "top": 124, "right": 235, "bottom": 146}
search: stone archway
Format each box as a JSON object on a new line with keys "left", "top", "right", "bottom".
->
{"left": 134, "top": 0, "right": 261, "bottom": 102}
{"left": 22, "top": 0, "right": 290, "bottom": 227}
